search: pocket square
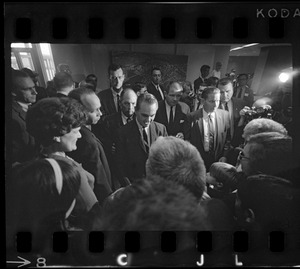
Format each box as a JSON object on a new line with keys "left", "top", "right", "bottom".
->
{"left": 180, "top": 120, "right": 185, "bottom": 123}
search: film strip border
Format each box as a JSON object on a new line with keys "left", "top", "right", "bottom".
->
{"left": 10, "top": 230, "right": 300, "bottom": 266}
{"left": 5, "top": 2, "right": 300, "bottom": 267}
{"left": 4, "top": 3, "right": 300, "bottom": 42}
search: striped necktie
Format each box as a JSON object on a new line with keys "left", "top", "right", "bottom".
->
{"left": 208, "top": 114, "right": 215, "bottom": 152}
{"left": 142, "top": 127, "right": 149, "bottom": 153}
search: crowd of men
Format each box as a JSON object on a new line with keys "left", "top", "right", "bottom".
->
{"left": 7, "top": 62, "right": 299, "bottom": 266}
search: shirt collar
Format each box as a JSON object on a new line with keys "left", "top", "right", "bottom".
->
{"left": 135, "top": 117, "right": 149, "bottom": 132}
{"left": 111, "top": 87, "right": 123, "bottom": 97}
{"left": 164, "top": 100, "right": 174, "bottom": 110}
{"left": 16, "top": 101, "right": 31, "bottom": 112}
{"left": 203, "top": 109, "right": 215, "bottom": 119}
{"left": 152, "top": 81, "right": 159, "bottom": 88}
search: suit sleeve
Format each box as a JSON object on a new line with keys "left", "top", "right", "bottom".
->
{"left": 183, "top": 113, "right": 193, "bottom": 141}
{"left": 12, "top": 117, "right": 35, "bottom": 163}
{"left": 114, "top": 127, "right": 127, "bottom": 180}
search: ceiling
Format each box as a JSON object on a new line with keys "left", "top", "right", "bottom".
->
{"left": 228, "top": 43, "right": 291, "bottom": 57}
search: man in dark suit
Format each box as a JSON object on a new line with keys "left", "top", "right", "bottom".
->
{"left": 21, "top": 68, "right": 49, "bottom": 102}
{"left": 116, "top": 93, "right": 168, "bottom": 182}
{"left": 233, "top": 74, "right": 254, "bottom": 107}
{"left": 67, "top": 87, "right": 113, "bottom": 204}
{"left": 184, "top": 87, "right": 230, "bottom": 170}
{"left": 99, "top": 88, "right": 138, "bottom": 189}
{"left": 53, "top": 71, "right": 75, "bottom": 97}
{"left": 147, "top": 67, "right": 165, "bottom": 101}
{"left": 217, "top": 78, "right": 246, "bottom": 146}
{"left": 194, "top": 65, "right": 210, "bottom": 94}
{"left": 97, "top": 64, "right": 125, "bottom": 119}
{"left": 11, "top": 70, "right": 37, "bottom": 164}
{"left": 92, "top": 64, "right": 125, "bottom": 139}
{"left": 155, "top": 81, "right": 190, "bottom": 138}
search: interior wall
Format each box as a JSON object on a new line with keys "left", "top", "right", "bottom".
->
{"left": 253, "top": 46, "right": 292, "bottom": 96}
{"left": 49, "top": 44, "right": 237, "bottom": 91}
{"left": 51, "top": 44, "right": 87, "bottom": 83}
{"left": 227, "top": 56, "right": 258, "bottom": 76}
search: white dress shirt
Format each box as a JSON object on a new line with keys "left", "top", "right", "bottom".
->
{"left": 17, "top": 101, "right": 31, "bottom": 112}
{"left": 136, "top": 118, "right": 149, "bottom": 145}
{"left": 111, "top": 88, "right": 123, "bottom": 111}
{"left": 203, "top": 110, "right": 216, "bottom": 152}
{"left": 165, "top": 101, "right": 175, "bottom": 123}
{"left": 152, "top": 82, "right": 164, "bottom": 100}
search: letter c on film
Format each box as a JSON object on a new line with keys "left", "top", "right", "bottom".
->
{"left": 117, "top": 253, "right": 127, "bottom": 266}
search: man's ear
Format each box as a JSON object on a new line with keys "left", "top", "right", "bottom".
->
{"left": 245, "top": 208, "right": 255, "bottom": 223}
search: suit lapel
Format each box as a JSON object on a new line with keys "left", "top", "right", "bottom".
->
{"left": 214, "top": 110, "right": 222, "bottom": 154}
{"left": 195, "top": 109, "right": 204, "bottom": 148}
{"left": 148, "top": 122, "right": 156, "bottom": 146}
{"left": 132, "top": 121, "right": 147, "bottom": 153}
{"left": 108, "top": 90, "right": 117, "bottom": 113}
{"left": 12, "top": 101, "right": 27, "bottom": 121}
{"left": 162, "top": 102, "right": 168, "bottom": 125}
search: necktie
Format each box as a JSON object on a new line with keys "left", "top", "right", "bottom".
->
{"left": 238, "top": 87, "right": 244, "bottom": 98}
{"left": 225, "top": 102, "right": 229, "bottom": 111}
{"left": 116, "top": 94, "right": 120, "bottom": 111}
{"left": 208, "top": 114, "right": 215, "bottom": 152}
{"left": 169, "top": 106, "right": 174, "bottom": 125}
{"left": 142, "top": 127, "right": 149, "bottom": 153}
{"left": 220, "top": 103, "right": 228, "bottom": 111}
{"left": 126, "top": 116, "right": 132, "bottom": 124}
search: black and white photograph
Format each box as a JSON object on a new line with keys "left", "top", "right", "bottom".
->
{"left": 5, "top": 2, "right": 300, "bottom": 267}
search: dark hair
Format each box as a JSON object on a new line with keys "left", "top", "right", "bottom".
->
{"left": 132, "top": 82, "right": 146, "bottom": 93}
{"left": 7, "top": 157, "right": 81, "bottom": 250}
{"left": 108, "top": 64, "right": 123, "bottom": 75}
{"left": 206, "top": 76, "right": 219, "bottom": 87}
{"left": 200, "top": 65, "right": 210, "bottom": 72}
{"left": 26, "top": 97, "right": 87, "bottom": 147}
{"left": 11, "top": 70, "right": 31, "bottom": 91}
{"left": 21, "top": 67, "right": 38, "bottom": 78}
{"left": 217, "top": 77, "right": 233, "bottom": 87}
{"left": 135, "top": 93, "right": 158, "bottom": 111}
{"left": 53, "top": 71, "right": 74, "bottom": 89}
{"left": 237, "top": 73, "right": 248, "bottom": 79}
{"left": 201, "top": 87, "right": 220, "bottom": 100}
{"left": 95, "top": 176, "right": 211, "bottom": 231}
{"left": 151, "top": 67, "right": 162, "bottom": 74}
{"left": 86, "top": 74, "right": 97, "bottom": 81}
{"left": 237, "top": 174, "right": 299, "bottom": 231}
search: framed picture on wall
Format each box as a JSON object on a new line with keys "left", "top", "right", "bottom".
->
{"left": 111, "top": 50, "right": 188, "bottom": 88}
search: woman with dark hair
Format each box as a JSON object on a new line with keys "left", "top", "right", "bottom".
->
{"left": 7, "top": 158, "right": 81, "bottom": 254}
{"left": 25, "top": 97, "right": 101, "bottom": 228}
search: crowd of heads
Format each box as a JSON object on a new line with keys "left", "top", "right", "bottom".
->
{"left": 9, "top": 61, "right": 299, "bottom": 265}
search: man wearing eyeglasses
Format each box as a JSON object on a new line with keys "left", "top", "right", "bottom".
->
{"left": 11, "top": 69, "right": 37, "bottom": 163}
{"left": 154, "top": 81, "right": 190, "bottom": 138}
